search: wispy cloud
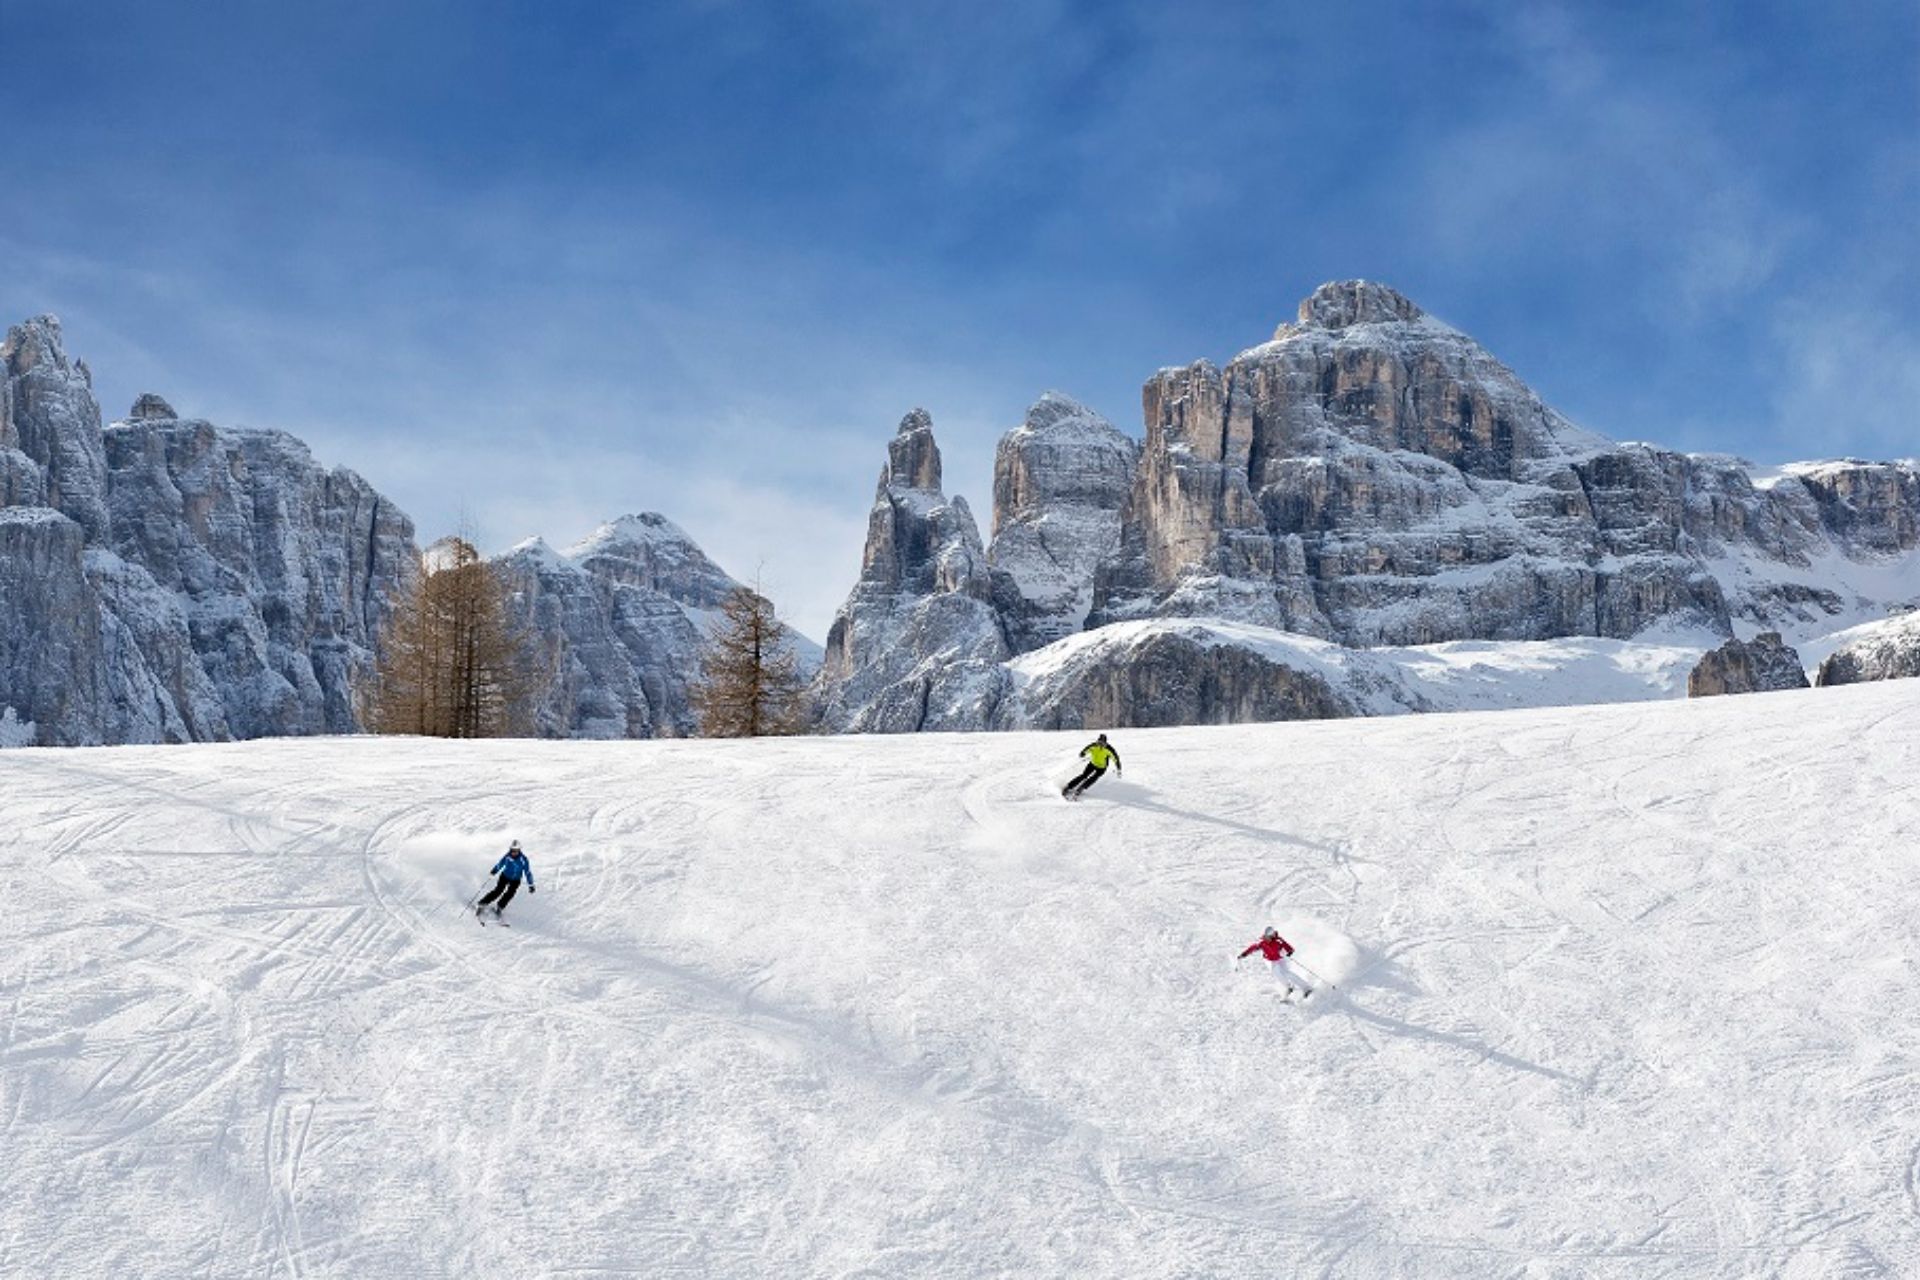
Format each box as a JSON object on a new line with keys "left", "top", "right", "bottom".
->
{"left": 1418, "top": 4, "right": 1801, "bottom": 320}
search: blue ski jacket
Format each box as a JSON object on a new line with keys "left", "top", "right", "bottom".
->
{"left": 491, "top": 850, "right": 534, "bottom": 885}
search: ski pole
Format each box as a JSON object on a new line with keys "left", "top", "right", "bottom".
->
{"left": 1291, "top": 957, "right": 1333, "bottom": 988}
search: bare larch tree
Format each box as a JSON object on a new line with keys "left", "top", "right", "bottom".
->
{"left": 692, "top": 584, "right": 808, "bottom": 737}
{"left": 359, "top": 536, "right": 544, "bottom": 737}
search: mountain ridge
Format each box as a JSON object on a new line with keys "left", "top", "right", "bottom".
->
{"left": 6, "top": 284, "right": 1915, "bottom": 744}
{"left": 812, "top": 280, "right": 1919, "bottom": 729}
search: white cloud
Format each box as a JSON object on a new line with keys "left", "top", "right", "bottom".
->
{"left": 1417, "top": 4, "right": 1800, "bottom": 323}
{"left": 1764, "top": 290, "right": 1920, "bottom": 462}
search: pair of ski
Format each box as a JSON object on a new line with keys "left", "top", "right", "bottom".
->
{"left": 466, "top": 893, "right": 511, "bottom": 927}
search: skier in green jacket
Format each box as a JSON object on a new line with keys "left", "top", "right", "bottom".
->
{"left": 1062, "top": 733, "right": 1121, "bottom": 801}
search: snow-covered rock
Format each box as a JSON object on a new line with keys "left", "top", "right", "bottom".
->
{"left": 3, "top": 315, "right": 111, "bottom": 541}
{"left": 1089, "top": 280, "right": 1876, "bottom": 646}
{"left": 0, "top": 507, "right": 107, "bottom": 745}
{"left": 128, "top": 392, "right": 178, "bottom": 421}
{"left": 1076, "top": 282, "right": 1919, "bottom": 650}
{"left": 0, "top": 444, "right": 44, "bottom": 507}
{"left": 812, "top": 409, "right": 1011, "bottom": 731}
{"left": 10, "top": 287, "right": 1917, "bottom": 743}
{"left": 0, "top": 317, "right": 418, "bottom": 744}
{"left": 987, "top": 392, "right": 1137, "bottom": 653}
{"left": 1686, "top": 631, "right": 1810, "bottom": 697}
{"left": 498, "top": 513, "right": 761, "bottom": 739}
{"left": 819, "top": 280, "right": 1918, "bottom": 732}
{"left": 1814, "top": 611, "right": 1920, "bottom": 686}
{"left": 99, "top": 410, "right": 416, "bottom": 737}
{"left": 0, "top": 705, "right": 32, "bottom": 747}
{"left": 998, "top": 617, "right": 1715, "bottom": 729}
{"left": 1001, "top": 619, "right": 1416, "bottom": 729}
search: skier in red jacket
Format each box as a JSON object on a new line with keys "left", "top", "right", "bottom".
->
{"left": 1237, "top": 927, "right": 1307, "bottom": 994}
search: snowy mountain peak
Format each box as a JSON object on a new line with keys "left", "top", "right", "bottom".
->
{"left": 128, "top": 393, "right": 179, "bottom": 421}
{"left": 565, "top": 512, "right": 698, "bottom": 559}
{"left": 503, "top": 535, "right": 574, "bottom": 574}
{"left": 1291, "top": 279, "right": 1426, "bottom": 332}
{"left": 421, "top": 534, "right": 478, "bottom": 573}
{"left": 1010, "top": 391, "right": 1111, "bottom": 438}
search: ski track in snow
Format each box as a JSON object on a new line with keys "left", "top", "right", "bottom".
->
{"left": 3, "top": 683, "right": 1919, "bottom": 1277}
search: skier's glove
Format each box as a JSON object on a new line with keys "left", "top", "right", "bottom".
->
{"left": 529, "top": 885, "right": 536, "bottom": 893}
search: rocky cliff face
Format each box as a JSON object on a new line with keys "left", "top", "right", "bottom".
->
{"left": 0, "top": 507, "right": 106, "bottom": 744}
{"left": 1092, "top": 281, "right": 1918, "bottom": 653}
{"left": 99, "top": 410, "right": 417, "bottom": 737}
{"left": 2, "top": 316, "right": 111, "bottom": 542}
{"left": 812, "top": 409, "right": 1010, "bottom": 731}
{"left": 0, "top": 316, "right": 417, "bottom": 745}
{"left": 1815, "top": 612, "right": 1920, "bottom": 686}
{"left": 498, "top": 514, "right": 752, "bottom": 739}
{"left": 817, "top": 282, "right": 1920, "bottom": 732}
{"left": 1687, "top": 632, "right": 1810, "bottom": 697}
{"left": 1004, "top": 622, "right": 1365, "bottom": 730}
{"left": 1085, "top": 280, "right": 1906, "bottom": 647}
{"left": 987, "top": 393, "right": 1138, "bottom": 654}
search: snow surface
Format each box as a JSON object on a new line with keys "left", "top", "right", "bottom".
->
{"left": 1714, "top": 544, "right": 1920, "bottom": 646}
{"left": 1007, "top": 618, "right": 1715, "bottom": 717}
{"left": 1375, "top": 629, "right": 1714, "bottom": 708}
{"left": 1795, "top": 610, "right": 1920, "bottom": 675}
{"left": 5, "top": 684, "right": 1920, "bottom": 1276}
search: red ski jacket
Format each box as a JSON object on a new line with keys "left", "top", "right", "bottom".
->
{"left": 1239, "top": 936, "right": 1295, "bottom": 962}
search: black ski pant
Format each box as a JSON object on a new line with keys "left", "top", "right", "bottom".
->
{"left": 1064, "top": 764, "right": 1106, "bottom": 796}
{"left": 477, "top": 875, "right": 521, "bottom": 914}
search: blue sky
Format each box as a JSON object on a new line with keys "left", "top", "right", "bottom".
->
{"left": 3, "top": 0, "right": 1915, "bottom": 638}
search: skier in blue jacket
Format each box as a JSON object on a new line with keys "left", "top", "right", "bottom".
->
{"left": 475, "top": 840, "right": 535, "bottom": 919}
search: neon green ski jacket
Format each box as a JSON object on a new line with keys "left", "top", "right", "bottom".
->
{"left": 1081, "top": 741, "right": 1117, "bottom": 769}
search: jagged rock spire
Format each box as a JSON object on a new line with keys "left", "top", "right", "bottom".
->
{"left": 813, "top": 407, "right": 1008, "bottom": 731}
{"left": 2, "top": 313, "right": 110, "bottom": 542}
{"left": 886, "top": 407, "right": 942, "bottom": 491}
{"left": 129, "top": 394, "right": 178, "bottom": 421}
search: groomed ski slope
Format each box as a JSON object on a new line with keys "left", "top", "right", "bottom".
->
{"left": 4, "top": 682, "right": 1918, "bottom": 1279}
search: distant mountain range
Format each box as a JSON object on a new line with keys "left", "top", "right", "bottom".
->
{"left": 810, "top": 281, "right": 1919, "bottom": 730}
{"left": 4, "top": 283, "right": 1916, "bottom": 745}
